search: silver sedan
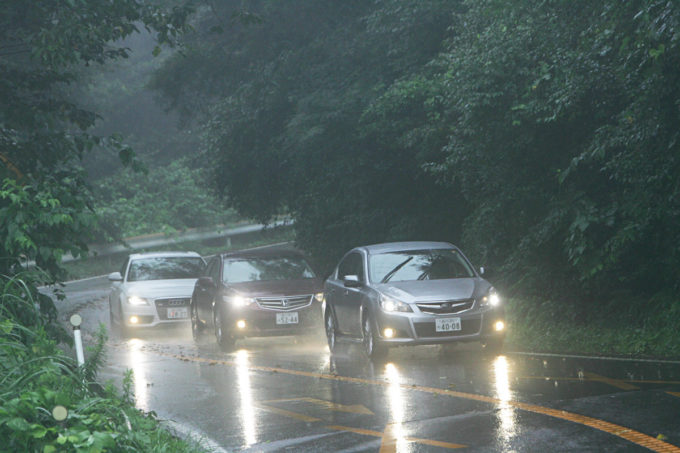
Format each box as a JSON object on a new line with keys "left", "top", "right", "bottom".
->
{"left": 323, "top": 241, "right": 505, "bottom": 359}
{"left": 108, "top": 251, "right": 206, "bottom": 335}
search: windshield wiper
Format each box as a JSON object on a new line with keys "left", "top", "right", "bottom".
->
{"left": 380, "top": 257, "right": 413, "bottom": 283}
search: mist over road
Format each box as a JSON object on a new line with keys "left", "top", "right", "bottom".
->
{"left": 55, "top": 275, "right": 680, "bottom": 452}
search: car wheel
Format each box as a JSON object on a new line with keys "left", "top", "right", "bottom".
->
{"left": 325, "top": 311, "right": 339, "bottom": 354}
{"left": 362, "top": 315, "right": 386, "bottom": 360}
{"left": 483, "top": 337, "right": 504, "bottom": 355}
{"left": 191, "top": 302, "right": 203, "bottom": 341}
{"left": 214, "top": 307, "right": 235, "bottom": 351}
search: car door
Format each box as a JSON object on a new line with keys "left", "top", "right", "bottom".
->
{"left": 194, "top": 257, "right": 220, "bottom": 324}
{"left": 331, "top": 251, "right": 366, "bottom": 336}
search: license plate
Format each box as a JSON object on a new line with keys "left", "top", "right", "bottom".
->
{"left": 435, "top": 317, "right": 461, "bottom": 332}
{"left": 276, "top": 312, "right": 299, "bottom": 325}
{"left": 167, "top": 307, "right": 188, "bottom": 319}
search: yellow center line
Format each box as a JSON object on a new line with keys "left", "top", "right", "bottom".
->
{"left": 159, "top": 352, "right": 680, "bottom": 452}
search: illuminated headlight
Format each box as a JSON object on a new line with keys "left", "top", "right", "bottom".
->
{"left": 224, "top": 295, "right": 253, "bottom": 308}
{"left": 127, "top": 295, "right": 148, "bottom": 306}
{"left": 481, "top": 287, "right": 501, "bottom": 307}
{"left": 314, "top": 292, "right": 325, "bottom": 302}
{"left": 379, "top": 294, "right": 412, "bottom": 313}
{"left": 494, "top": 320, "right": 505, "bottom": 331}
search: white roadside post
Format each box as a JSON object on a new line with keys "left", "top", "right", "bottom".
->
{"left": 70, "top": 314, "right": 85, "bottom": 366}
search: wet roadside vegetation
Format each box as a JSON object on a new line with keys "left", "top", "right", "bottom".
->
{"left": 0, "top": 271, "right": 204, "bottom": 452}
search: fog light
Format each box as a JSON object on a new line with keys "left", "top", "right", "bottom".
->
{"left": 383, "top": 328, "right": 395, "bottom": 338}
{"left": 236, "top": 320, "right": 246, "bottom": 329}
{"left": 494, "top": 320, "right": 505, "bottom": 332}
{"left": 129, "top": 316, "right": 139, "bottom": 325}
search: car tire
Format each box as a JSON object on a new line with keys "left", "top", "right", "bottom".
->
{"left": 191, "top": 302, "right": 204, "bottom": 341}
{"left": 214, "top": 306, "right": 235, "bottom": 351}
{"left": 325, "top": 310, "right": 340, "bottom": 354}
{"left": 362, "top": 314, "right": 387, "bottom": 360}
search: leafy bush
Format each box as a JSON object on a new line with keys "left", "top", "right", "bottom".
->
{"left": 0, "top": 271, "right": 204, "bottom": 452}
{"left": 93, "top": 158, "right": 240, "bottom": 240}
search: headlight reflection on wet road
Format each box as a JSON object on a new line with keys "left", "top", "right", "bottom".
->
{"left": 493, "top": 355, "right": 517, "bottom": 444}
{"left": 127, "top": 339, "right": 150, "bottom": 412}
{"left": 385, "top": 362, "right": 411, "bottom": 452}
{"left": 236, "top": 349, "right": 257, "bottom": 446}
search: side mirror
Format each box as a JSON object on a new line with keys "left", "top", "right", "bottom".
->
{"left": 479, "top": 267, "right": 495, "bottom": 279}
{"left": 343, "top": 275, "right": 362, "bottom": 288}
{"left": 197, "top": 276, "right": 216, "bottom": 287}
{"left": 108, "top": 272, "right": 122, "bottom": 282}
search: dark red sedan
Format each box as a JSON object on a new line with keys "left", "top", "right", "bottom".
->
{"left": 190, "top": 247, "right": 324, "bottom": 350}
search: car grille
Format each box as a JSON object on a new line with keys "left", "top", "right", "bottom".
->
{"left": 416, "top": 298, "right": 475, "bottom": 315}
{"left": 413, "top": 318, "right": 481, "bottom": 338}
{"left": 255, "top": 295, "right": 313, "bottom": 311}
{"left": 155, "top": 297, "right": 189, "bottom": 320}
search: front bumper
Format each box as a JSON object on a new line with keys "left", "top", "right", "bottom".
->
{"left": 221, "top": 302, "right": 323, "bottom": 338}
{"left": 372, "top": 307, "right": 505, "bottom": 347}
{"left": 122, "top": 297, "right": 191, "bottom": 328}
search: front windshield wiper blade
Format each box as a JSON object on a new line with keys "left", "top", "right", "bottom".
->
{"left": 380, "top": 257, "right": 413, "bottom": 283}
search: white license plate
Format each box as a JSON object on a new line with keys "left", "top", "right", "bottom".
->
{"left": 276, "top": 312, "right": 299, "bottom": 325}
{"left": 167, "top": 307, "right": 188, "bottom": 319}
{"left": 435, "top": 317, "right": 461, "bottom": 332}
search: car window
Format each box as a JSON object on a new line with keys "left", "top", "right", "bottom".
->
{"left": 369, "top": 249, "right": 473, "bottom": 283}
{"left": 120, "top": 258, "right": 129, "bottom": 278}
{"left": 337, "top": 252, "right": 364, "bottom": 282}
{"left": 209, "top": 258, "right": 221, "bottom": 282}
{"left": 222, "top": 255, "right": 316, "bottom": 283}
{"left": 127, "top": 257, "right": 205, "bottom": 282}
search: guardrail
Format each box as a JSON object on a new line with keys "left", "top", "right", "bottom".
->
{"left": 60, "top": 219, "right": 293, "bottom": 262}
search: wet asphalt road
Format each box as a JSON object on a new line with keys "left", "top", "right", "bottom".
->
{"left": 54, "top": 276, "right": 680, "bottom": 452}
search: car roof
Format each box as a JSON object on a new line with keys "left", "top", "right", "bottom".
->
{"left": 128, "top": 251, "right": 203, "bottom": 260}
{"left": 359, "top": 241, "right": 457, "bottom": 254}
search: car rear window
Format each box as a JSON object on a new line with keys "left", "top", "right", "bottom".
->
{"left": 127, "top": 257, "right": 205, "bottom": 281}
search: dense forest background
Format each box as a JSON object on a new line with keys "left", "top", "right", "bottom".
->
{"left": 150, "top": 0, "right": 680, "bottom": 311}
{"left": 2, "top": 0, "right": 680, "bottom": 313}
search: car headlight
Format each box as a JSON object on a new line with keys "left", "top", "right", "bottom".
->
{"left": 223, "top": 295, "right": 253, "bottom": 308}
{"left": 379, "top": 294, "right": 412, "bottom": 313}
{"left": 314, "top": 292, "right": 324, "bottom": 302}
{"left": 127, "top": 295, "right": 148, "bottom": 306}
{"left": 481, "top": 287, "right": 501, "bottom": 307}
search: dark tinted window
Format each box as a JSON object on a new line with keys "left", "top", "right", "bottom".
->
{"left": 337, "top": 252, "right": 364, "bottom": 281}
{"left": 369, "top": 249, "right": 473, "bottom": 283}
{"left": 127, "top": 257, "right": 205, "bottom": 282}
{"left": 222, "top": 255, "right": 316, "bottom": 283}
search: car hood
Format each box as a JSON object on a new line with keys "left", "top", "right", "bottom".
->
{"left": 227, "top": 279, "right": 323, "bottom": 297}
{"left": 375, "top": 278, "right": 486, "bottom": 303}
{"left": 124, "top": 279, "right": 197, "bottom": 299}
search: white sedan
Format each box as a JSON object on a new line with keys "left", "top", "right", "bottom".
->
{"left": 108, "top": 251, "right": 206, "bottom": 334}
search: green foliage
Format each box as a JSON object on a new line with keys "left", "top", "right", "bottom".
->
{"left": 0, "top": 273, "right": 204, "bottom": 452}
{"left": 152, "top": 0, "right": 680, "bottom": 301}
{"left": 93, "top": 158, "right": 240, "bottom": 239}
{"left": 0, "top": 0, "right": 192, "bottom": 280}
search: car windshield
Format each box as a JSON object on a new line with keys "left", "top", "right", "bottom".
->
{"left": 222, "top": 255, "right": 316, "bottom": 283}
{"left": 127, "top": 257, "right": 205, "bottom": 282}
{"left": 369, "top": 249, "right": 474, "bottom": 283}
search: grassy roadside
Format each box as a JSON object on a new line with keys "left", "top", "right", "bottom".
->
{"left": 0, "top": 272, "right": 207, "bottom": 452}
{"left": 505, "top": 295, "right": 680, "bottom": 360}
